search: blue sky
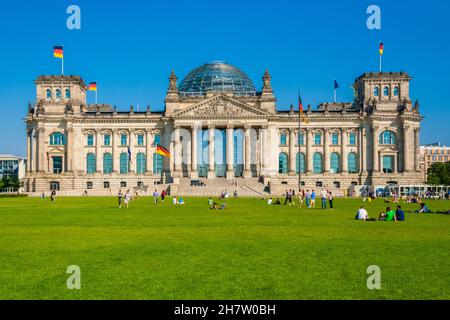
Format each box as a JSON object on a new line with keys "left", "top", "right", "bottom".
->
{"left": 0, "top": 0, "right": 449, "bottom": 156}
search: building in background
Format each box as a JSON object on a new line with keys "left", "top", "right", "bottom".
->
{"left": 24, "top": 62, "right": 424, "bottom": 195}
{"left": 0, "top": 154, "right": 27, "bottom": 180}
{"left": 420, "top": 143, "right": 450, "bottom": 181}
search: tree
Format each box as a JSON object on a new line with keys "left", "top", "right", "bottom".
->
{"left": 427, "top": 162, "right": 450, "bottom": 185}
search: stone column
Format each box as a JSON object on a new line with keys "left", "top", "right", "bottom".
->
{"left": 145, "top": 130, "right": 152, "bottom": 174}
{"left": 226, "top": 125, "right": 234, "bottom": 179}
{"left": 174, "top": 126, "right": 182, "bottom": 175}
{"left": 244, "top": 125, "right": 252, "bottom": 178}
{"left": 66, "top": 127, "right": 73, "bottom": 173}
{"left": 324, "top": 129, "right": 330, "bottom": 173}
{"left": 372, "top": 126, "right": 379, "bottom": 173}
{"left": 37, "top": 127, "right": 46, "bottom": 173}
{"left": 260, "top": 126, "right": 267, "bottom": 174}
{"left": 306, "top": 129, "right": 313, "bottom": 173}
{"left": 31, "top": 129, "right": 36, "bottom": 172}
{"left": 403, "top": 126, "right": 412, "bottom": 172}
{"left": 191, "top": 125, "right": 198, "bottom": 178}
{"left": 414, "top": 128, "right": 420, "bottom": 172}
{"left": 112, "top": 130, "right": 120, "bottom": 173}
{"left": 341, "top": 129, "right": 348, "bottom": 173}
{"left": 207, "top": 126, "right": 215, "bottom": 179}
{"left": 288, "top": 128, "right": 296, "bottom": 175}
{"left": 26, "top": 128, "right": 31, "bottom": 172}
{"left": 360, "top": 127, "right": 367, "bottom": 173}
{"left": 95, "top": 129, "right": 102, "bottom": 173}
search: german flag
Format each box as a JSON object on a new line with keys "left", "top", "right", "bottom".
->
{"left": 379, "top": 42, "right": 384, "bottom": 55}
{"left": 88, "top": 82, "right": 97, "bottom": 91}
{"left": 298, "top": 92, "right": 309, "bottom": 124}
{"left": 53, "top": 46, "right": 63, "bottom": 59}
{"left": 156, "top": 145, "right": 170, "bottom": 157}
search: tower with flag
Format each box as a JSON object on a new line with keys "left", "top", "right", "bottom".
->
{"left": 88, "top": 81, "right": 98, "bottom": 104}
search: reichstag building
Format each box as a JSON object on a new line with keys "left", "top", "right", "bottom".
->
{"left": 24, "top": 61, "right": 423, "bottom": 195}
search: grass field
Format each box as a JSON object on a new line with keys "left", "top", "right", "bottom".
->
{"left": 0, "top": 196, "right": 449, "bottom": 300}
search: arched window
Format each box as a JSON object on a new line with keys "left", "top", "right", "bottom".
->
{"left": 49, "top": 132, "right": 65, "bottom": 145}
{"left": 46, "top": 89, "right": 52, "bottom": 100}
{"left": 65, "top": 88, "right": 70, "bottom": 99}
{"left": 120, "top": 153, "right": 129, "bottom": 174}
{"left": 55, "top": 89, "right": 61, "bottom": 100}
{"left": 379, "top": 130, "right": 396, "bottom": 145}
{"left": 330, "top": 152, "right": 340, "bottom": 173}
{"left": 348, "top": 152, "right": 358, "bottom": 173}
{"left": 103, "top": 153, "right": 113, "bottom": 174}
{"left": 374, "top": 87, "right": 379, "bottom": 97}
{"left": 393, "top": 86, "right": 399, "bottom": 97}
{"left": 313, "top": 152, "right": 323, "bottom": 174}
{"left": 153, "top": 153, "right": 163, "bottom": 174}
{"left": 86, "top": 153, "right": 96, "bottom": 174}
{"left": 296, "top": 152, "right": 305, "bottom": 173}
{"left": 383, "top": 86, "right": 389, "bottom": 96}
{"left": 136, "top": 153, "right": 146, "bottom": 174}
{"left": 278, "top": 153, "right": 288, "bottom": 174}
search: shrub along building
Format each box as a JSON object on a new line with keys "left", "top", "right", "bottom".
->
{"left": 24, "top": 61, "right": 423, "bottom": 195}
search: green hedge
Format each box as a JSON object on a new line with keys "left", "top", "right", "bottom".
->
{"left": 0, "top": 194, "right": 28, "bottom": 198}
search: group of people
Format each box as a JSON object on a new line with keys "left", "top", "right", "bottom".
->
{"left": 268, "top": 189, "right": 334, "bottom": 209}
{"left": 355, "top": 205, "right": 406, "bottom": 222}
{"left": 208, "top": 197, "right": 227, "bottom": 210}
{"left": 117, "top": 188, "right": 185, "bottom": 208}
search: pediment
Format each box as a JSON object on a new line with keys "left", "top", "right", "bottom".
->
{"left": 172, "top": 94, "right": 270, "bottom": 119}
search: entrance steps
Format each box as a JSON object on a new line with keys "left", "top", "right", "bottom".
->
{"left": 177, "top": 177, "right": 269, "bottom": 197}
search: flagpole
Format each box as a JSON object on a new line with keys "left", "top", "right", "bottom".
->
{"left": 298, "top": 91, "right": 302, "bottom": 193}
{"left": 334, "top": 88, "right": 336, "bottom": 103}
{"left": 379, "top": 54, "right": 382, "bottom": 72}
{"left": 62, "top": 56, "right": 64, "bottom": 75}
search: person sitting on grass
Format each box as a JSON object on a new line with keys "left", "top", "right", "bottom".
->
{"left": 219, "top": 202, "right": 227, "bottom": 210}
{"left": 274, "top": 198, "right": 281, "bottom": 205}
{"left": 379, "top": 207, "right": 396, "bottom": 221}
{"left": 267, "top": 197, "right": 273, "bottom": 205}
{"left": 355, "top": 205, "right": 369, "bottom": 221}
{"left": 172, "top": 196, "right": 177, "bottom": 205}
{"left": 178, "top": 197, "right": 185, "bottom": 205}
{"left": 210, "top": 202, "right": 218, "bottom": 210}
{"left": 208, "top": 197, "right": 213, "bottom": 206}
{"left": 396, "top": 205, "right": 405, "bottom": 221}
{"left": 415, "top": 202, "right": 430, "bottom": 213}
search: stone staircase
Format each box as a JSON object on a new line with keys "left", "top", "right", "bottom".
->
{"left": 176, "top": 177, "right": 269, "bottom": 197}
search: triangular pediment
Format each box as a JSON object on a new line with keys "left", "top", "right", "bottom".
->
{"left": 172, "top": 94, "right": 270, "bottom": 119}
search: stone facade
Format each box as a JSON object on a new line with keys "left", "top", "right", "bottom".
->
{"left": 24, "top": 64, "right": 424, "bottom": 195}
{"left": 419, "top": 144, "right": 450, "bottom": 182}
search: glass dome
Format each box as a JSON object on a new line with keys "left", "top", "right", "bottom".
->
{"left": 179, "top": 61, "right": 256, "bottom": 96}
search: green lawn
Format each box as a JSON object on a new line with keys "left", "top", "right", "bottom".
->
{"left": 0, "top": 196, "right": 449, "bottom": 300}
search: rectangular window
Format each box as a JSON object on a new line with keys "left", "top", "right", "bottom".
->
{"left": 104, "top": 134, "right": 111, "bottom": 146}
{"left": 137, "top": 134, "right": 144, "bottom": 146}
{"left": 349, "top": 133, "right": 356, "bottom": 145}
{"left": 121, "top": 134, "right": 127, "bottom": 146}
{"left": 87, "top": 134, "right": 94, "bottom": 146}
{"left": 332, "top": 134, "right": 339, "bottom": 145}
{"left": 298, "top": 133, "right": 304, "bottom": 146}
{"left": 314, "top": 133, "right": 322, "bottom": 145}
{"left": 103, "top": 181, "right": 110, "bottom": 189}
{"left": 120, "top": 181, "right": 127, "bottom": 188}
{"left": 280, "top": 134, "right": 287, "bottom": 146}
{"left": 86, "top": 181, "right": 93, "bottom": 190}
{"left": 153, "top": 134, "right": 161, "bottom": 145}
{"left": 382, "top": 156, "right": 394, "bottom": 173}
